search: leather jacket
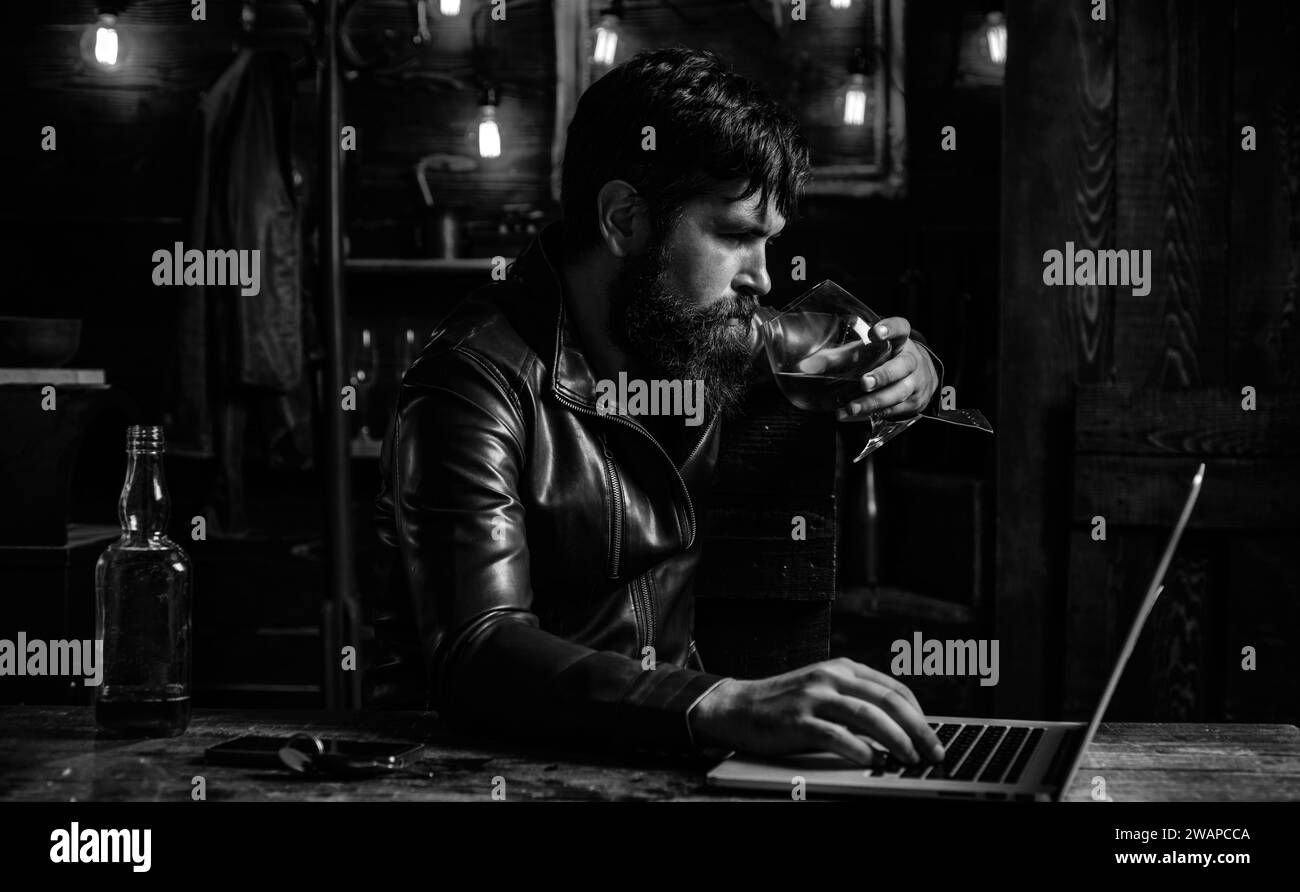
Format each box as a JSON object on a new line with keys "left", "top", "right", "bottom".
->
{"left": 368, "top": 222, "right": 941, "bottom": 755}
{"left": 370, "top": 222, "right": 729, "bottom": 754}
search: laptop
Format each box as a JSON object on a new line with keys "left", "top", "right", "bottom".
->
{"left": 706, "top": 462, "right": 1207, "bottom": 801}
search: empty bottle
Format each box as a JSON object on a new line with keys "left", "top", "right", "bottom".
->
{"left": 94, "top": 425, "right": 192, "bottom": 737}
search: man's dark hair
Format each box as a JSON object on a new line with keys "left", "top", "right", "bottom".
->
{"left": 560, "top": 46, "right": 812, "bottom": 254}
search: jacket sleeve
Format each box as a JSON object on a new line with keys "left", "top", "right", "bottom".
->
{"left": 389, "top": 348, "right": 728, "bottom": 755}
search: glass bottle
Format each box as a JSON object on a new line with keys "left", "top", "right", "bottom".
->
{"left": 94, "top": 425, "right": 192, "bottom": 737}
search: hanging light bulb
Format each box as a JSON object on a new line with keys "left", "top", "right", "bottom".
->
{"left": 843, "top": 73, "right": 867, "bottom": 126}
{"left": 440, "top": 0, "right": 461, "bottom": 15}
{"left": 477, "top": 84, "right": 502, "bottom": 160}
{"left": 81, "top": 12, "right": 124, "bottom": 69}
{"left": 592, "top": 0, "right": 624, "bottom": 67}
{"left": 842, "top": 49, "right": 869, "bottom": 127}
{"left": 983, "top": 12, "right": 1007, "bottom": 65}
{"left": 830, "top": 0, "right": 852, "bottom": 9}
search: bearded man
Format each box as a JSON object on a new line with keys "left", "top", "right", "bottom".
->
{"left": 371, "top": 47, "right": 947, "bottom": 769}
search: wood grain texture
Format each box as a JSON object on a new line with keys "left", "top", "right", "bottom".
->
{"left": 1, "top": 707, "right": 1295, "bottom": 801}
{"left": 1061, "top": 722, "right": 1300, "bottom": 801}
{"left": 1229, "top": 2, "right": 1300, "bottom": 388}
{"left": 1071, "top": 454, "right": 1299, "bottom": 529}
{"left": 1076, "top": 384, "right": 1300, "bottom": 456}
{"left": 998, "top": 0, "right": 1116, "bottom": 718}
{"left": 1114, "top": 0, "right": 1230, "bottom": 388}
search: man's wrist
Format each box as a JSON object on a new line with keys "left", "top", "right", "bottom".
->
{"left": 686, "top": 677, "right": 737, "bottom": 751}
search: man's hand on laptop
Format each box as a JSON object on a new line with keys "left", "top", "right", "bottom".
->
{"left": 690, "top": 658, "right": 946, "bottom": 767}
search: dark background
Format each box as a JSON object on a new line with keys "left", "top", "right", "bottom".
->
{"left": 1, "top": 1, "right": 1294, "bottom": 726}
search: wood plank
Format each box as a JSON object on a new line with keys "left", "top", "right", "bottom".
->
{"left": 1145, "top": 530, "right": 1217, "bottom": 721}
{"left": 998, "top": 0, "right": 1115, "bottom": 717}
{"left": 1064, "top": 529, "right": 1137, "bottom": 720}
{"left": 1113, "top": 0, "right": 1231, "bottom": 387}
{"left": 1062, "top": 722, "right": 1300, "bottom": 801}
{"left": 1072, "top": 455, "right": 1300, "bottom": 528}
{"left": 1228, "top": 2, "right": 1300, "bottom": 387}
{"left": 1224, "top": 535, "right": 1300, "bottom": 722}
{"left": 1076, "top": 384, "right": 1300, "bottom": 456}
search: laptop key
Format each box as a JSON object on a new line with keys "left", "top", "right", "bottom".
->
{"left": 936, "top": 723, "right": 961, "bottom": 745}
{"left": 954, "top": 726, "right": 1007, "bottom": 780}
{"left": 978, "top": 726, "right": 1029, "bottom": 783}
{"left": 1003, "top": 727, "right": 1045, "bottom": 784}
{"left": 929, "top": 724, "right": 981, "bottom": 778}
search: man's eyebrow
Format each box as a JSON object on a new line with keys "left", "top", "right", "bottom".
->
{"left": 717, "top": 217, "right": 785, "bottom": 237}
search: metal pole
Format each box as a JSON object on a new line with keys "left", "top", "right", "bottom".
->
{"left": 318, "top": 0, "right": 360, "bottom": 710}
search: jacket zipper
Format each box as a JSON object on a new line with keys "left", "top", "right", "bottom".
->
{"left": 599, "top": 433, "right": 624, "bottom": 579}
{"left": 553, "top": 392, "right": 717, "bottom": 556}
{"left": 629, "top": 573, "right": 657, "bottom": 653}
{"left": 554, "top": 389, "right": 717, "bottom": 552}
{"left": 555, "top": 391, "right": 716, "bottom": 653}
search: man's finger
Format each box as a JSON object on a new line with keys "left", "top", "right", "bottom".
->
{"left": 817, "top": 696, "right": 921, "bottom": 764}
{"left": 834, "top": 676, "right": 944, "bottom": 762}
{"left": 860, "top": 348, "right": 917, "bottom": 391}
{"left": 805, "top": 717, "right": 881, "bottom": 768}
{"left": 837, "top": 378, "right": 915, "bottom": 419}
{"left": 837, "top": 660, "right": 924, "bottom": 713}
{"left": 869, "top": 316, "right": 911, "bottom": 343}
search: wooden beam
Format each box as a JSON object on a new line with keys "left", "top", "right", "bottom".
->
{"left": 998, "top": 0, "right": 1116, "bottom": 718}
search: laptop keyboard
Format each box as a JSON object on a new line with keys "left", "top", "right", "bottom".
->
{"left": 875, "top": 723, "right": 1045, "bottom": 784}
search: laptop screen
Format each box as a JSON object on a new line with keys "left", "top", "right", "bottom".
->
{"left": 1054, "top": 462, "right": 1206, "bottom": 801}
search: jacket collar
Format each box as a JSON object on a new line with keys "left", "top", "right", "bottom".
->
{"left": 512, "top": 221, "right": 604, "bottom": 410}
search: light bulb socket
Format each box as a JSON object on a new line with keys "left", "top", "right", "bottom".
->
{"left": 599, "top": 0, "right": 625, "bottom": 19}
{"left": 478, "top": 83, "right": 499, "bottom": 107}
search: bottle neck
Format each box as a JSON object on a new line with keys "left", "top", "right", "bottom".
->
{"left": 119, "top": 450, "right": 170, "bottom": 541}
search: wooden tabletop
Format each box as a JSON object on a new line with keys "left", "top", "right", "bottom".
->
{"left": 1, "top": 707, "right": 1296, "bottom": 802}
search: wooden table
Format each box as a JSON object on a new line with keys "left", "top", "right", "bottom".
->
{"left": 1, "top": 707, "right": 1296, "bottom": 801}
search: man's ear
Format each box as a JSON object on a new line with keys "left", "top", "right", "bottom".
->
{"left": 595, "top": 180, "right": 650, "bottom": 258}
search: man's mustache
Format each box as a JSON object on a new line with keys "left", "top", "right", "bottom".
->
{"left": 703, "top": 294, "right": 760, "bottom": 324}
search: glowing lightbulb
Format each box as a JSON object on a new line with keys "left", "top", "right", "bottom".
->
{"left": 984, "top": 13, "right": 1007, "bottom": 65}
{"left": 92, "top": 14, "right": 120, "bottom": 68}
{"left": 830, "top": 0, "right": 852, "bottom": 9}
{"left": 440, "top": 0, "right": 461, "bottom": 15}
{"left": 478, "top": 105, "right": 501, "bottom": 159}
{"left": 843, "top": 72, "right": 867, "bottom": 126}
{"left": 593, "top": 14, "right": 620, "bottom": 66}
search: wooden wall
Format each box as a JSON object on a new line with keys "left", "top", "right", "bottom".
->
{"left": 1000, "top": 0, "right": 1299, "bottom": 722}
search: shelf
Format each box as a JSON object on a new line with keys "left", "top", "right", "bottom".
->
{"left": 346, "top": 257, "right": 496, "bottom": 274}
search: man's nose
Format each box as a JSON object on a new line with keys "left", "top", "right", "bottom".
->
{"left": 734, "top": 251, "right": 772, "bottom": 299}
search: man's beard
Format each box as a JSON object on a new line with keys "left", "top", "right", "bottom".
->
{"left": 609, "top": 235, "right": 759, "bottom": 423}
